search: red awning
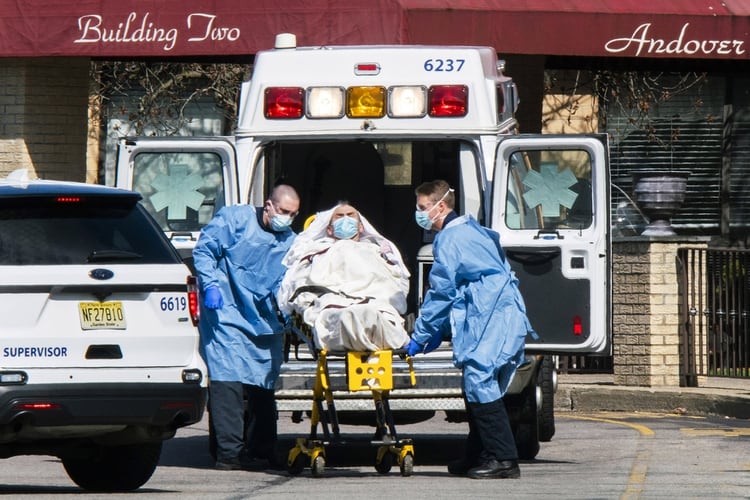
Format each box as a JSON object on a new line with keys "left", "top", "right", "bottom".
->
{"left": 399, "top": 0, "right": 750, "bottom": 59}
{"left": 0, "top": 0, "right": 748, "bottom": 60}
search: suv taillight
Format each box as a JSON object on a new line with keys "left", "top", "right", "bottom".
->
{"left": 187, "top": 276, "right": 200, "bottom": 326}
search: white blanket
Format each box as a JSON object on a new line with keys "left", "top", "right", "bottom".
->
{"left": 278, "top": 208, "right": 410, "bottom": 352}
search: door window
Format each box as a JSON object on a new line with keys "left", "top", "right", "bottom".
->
{"left": 132, "top": 152, "right": 225, "bottom": 232}
{"left": 505, "top": 149, "right": 592, "bottom": 230}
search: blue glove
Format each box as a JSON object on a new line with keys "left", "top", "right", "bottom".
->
{"left": 424, "top": 333, "right": 444, "bottom": 354}
{"left": 204, "top": 286, "right": 223, "bottom": 310}
{"left": 406, "top": 339, "right": 422, "bottom": 356}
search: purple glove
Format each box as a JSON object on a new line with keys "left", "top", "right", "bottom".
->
{"left": 204, "top": 286, "right": 223, "bottom": 310}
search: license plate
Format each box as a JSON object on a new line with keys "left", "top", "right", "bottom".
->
{"left": 78, "top": 302, "right": 127, "bottom": 330}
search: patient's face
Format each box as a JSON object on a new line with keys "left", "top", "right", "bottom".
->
{"left": 327, "top": 204, "right": 363, "bottom": 239}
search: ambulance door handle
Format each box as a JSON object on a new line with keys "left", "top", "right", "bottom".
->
{"left": 534, "top": 229, "right": 564, "bottom": 240}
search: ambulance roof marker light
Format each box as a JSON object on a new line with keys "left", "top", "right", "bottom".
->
{"left": 354, "top": 63, "right": 381, "bottom": 76}
{"left": 274, "top": 33, "right": 297, "bottom": 49}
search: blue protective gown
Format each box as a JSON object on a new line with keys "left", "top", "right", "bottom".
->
{"left": 411, "top": 214, "right": 535, "bottom": 403}
{"left": 193, "top": 206, "right": 296, "bottom": 389}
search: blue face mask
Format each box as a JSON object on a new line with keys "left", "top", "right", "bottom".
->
{"left": 332, "top": 216, "right": 359, "bottom": 239}
{"left": 414, "top": 188, "right": 453, "bottom": 230}
{"left": 414, "top": 208, "right": 435, "bottom": 230}
{"left": 270, "top": 213, "right": 292, "bottom": 232}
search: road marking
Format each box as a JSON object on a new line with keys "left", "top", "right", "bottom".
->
{"left": 559, "top": 414, "right": 654, "bottom": 500}
{"left": 681, "top": 427, "right": 750, "bottom": 437}
{"left": 559, "top": 414, "right": 655, "bottom": 436}
{"left": 621, "top": 449, "right": 650, "bottom": 500}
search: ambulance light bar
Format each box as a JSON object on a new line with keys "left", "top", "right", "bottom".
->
{"left": 389, "top": 86, "right": 427, "bottom": 117}
{"left": 346, "top": 86, "right": 386, "bottom": 118}
{"left": 264, "top": 84, "right": 469, "bottom": 119}
{"left": 264, "top": 87, "right": 305, "bottom": 118}
{"left": 429, "top": 85, "right": 468, "bottom": 117}
{"left": 307, "top": 87, "right": 345, "bottom": 118}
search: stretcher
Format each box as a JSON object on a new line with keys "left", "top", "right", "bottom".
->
{"left": 285, "top": 313, "right": 417, "bottom": 477}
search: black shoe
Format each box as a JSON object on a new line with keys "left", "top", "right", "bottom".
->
{"left": 467, "top": 459, "right": 520, "bottom": 479}
{"left": 447, "top": 458, "right": 475, "bottom": 476}
{"left": 240, "top": 457, "right": 270, "bottom": 471}
{"left": 215, "top": 460, "right": 244, "bottom": 471}
{"left": 215, "top": 457, "right": 269, "bottom": 471}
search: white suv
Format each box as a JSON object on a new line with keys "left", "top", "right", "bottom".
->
{"left": 0, "top": 175, "right": 207, "bottom": 491}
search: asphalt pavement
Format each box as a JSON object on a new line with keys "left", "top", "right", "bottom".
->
{"left": 555, "top": 373, "right": 750, "bottom": 419}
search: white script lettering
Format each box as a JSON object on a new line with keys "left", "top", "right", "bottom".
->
{"left": 186, "top": 13, "right": 241, "bottom": 42}
{"left": 75, "top": 13, "right": 178, "bottom": 51}
{"left": 605, "top": 23, "right": 745, "bottom": 57}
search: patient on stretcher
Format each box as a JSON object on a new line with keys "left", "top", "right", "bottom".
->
{"left": 277, "top": 203, "right": 410, "bottom": 352}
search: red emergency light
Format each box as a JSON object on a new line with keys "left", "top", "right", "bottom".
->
{"left": 264, "top": 87, "right": 304, "bottom": 119}
{"left": 428, "top": 85, "right": 468, "bottom": 117}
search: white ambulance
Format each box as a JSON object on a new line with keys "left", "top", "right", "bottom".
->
{"left": 115, "top": 34, "right": 611, "bottom": 459}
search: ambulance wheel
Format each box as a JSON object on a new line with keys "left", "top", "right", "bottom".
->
{"left": 311, "top": 455, "right": 326, "bottom": 477}
{"left": 375, "top": 452, "right": 393, "bottom": 474}
{"left": 514, "top": 381, "right": 541, "bottom": 460}
{"left": 399, "top": 453, "right": 414, "bottom": 477}
{"left": 288, "top": 453, "right": 305, "bottom": 475}
{"left": 515, "top": 422, "right": 540, "bottom": 460}
{"left": 538, "top": 356, "right": 556, "bottom": 442}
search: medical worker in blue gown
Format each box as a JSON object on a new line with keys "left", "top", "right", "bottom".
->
{"left": 193, "top": 184, "right": 300, "bottom": 471}
{"left": 406, "top": 180, "right": 535, "bottom": 480}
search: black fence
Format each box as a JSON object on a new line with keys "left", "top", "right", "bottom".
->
{"left": 558, "top": 354, "right": 613, "bottom": 374}
{"left": 678, "top": 247, "right": 750, "bottom": 386}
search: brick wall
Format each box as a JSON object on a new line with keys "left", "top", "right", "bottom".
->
{"left": 613, "top": 238, "right": 709, "bottom": 387}
{"left": 0, "top": 58, "right": 90, "bottom": 181}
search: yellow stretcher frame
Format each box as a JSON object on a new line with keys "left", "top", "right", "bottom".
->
{"left": 286, "top": 317, "right": 417, "bottom": 477}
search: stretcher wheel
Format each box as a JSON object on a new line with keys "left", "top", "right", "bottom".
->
{"left": 375, "top": 451, "right": 393, "bottom": 474}
{"left": 400, "top": 453, "right": 414, "bottom": 477}
{"left": 288, "top": 453, "right": 305, "bottom": 475}
{"left": 311, "top": 455, "right": 326, "bottom": 477}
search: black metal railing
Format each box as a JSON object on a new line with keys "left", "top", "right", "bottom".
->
{"left": 678, "top": 247, "right": 750, "bottom": 386}
{"left": 558, "top": 354, "right": 613, "bottom": 374}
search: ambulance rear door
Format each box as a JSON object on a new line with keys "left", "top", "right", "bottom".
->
{"left": 114, "top": 137, "right": 239, "bottom": 268}
{"left": 491, "top": 134, "right": 610, "bottom": 354}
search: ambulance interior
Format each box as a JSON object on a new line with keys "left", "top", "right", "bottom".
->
{"left": 259, "top": 139, "right": 465, "bottom": 314}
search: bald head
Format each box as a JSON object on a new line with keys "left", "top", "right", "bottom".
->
{"left": 263, "top": 184, "right": 300, "bottom": 229}
{"left": 270, "top": 184, "right": 300, "bottom": 205}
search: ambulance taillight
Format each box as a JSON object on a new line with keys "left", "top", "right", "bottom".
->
{"left": 264, "top": 87, "right": 304, "bottom": 119}
{"left": 573, "top": 315, "right": 583, "bottom": 336}
{"left": 428, "top": 85, "right": 468, "bottom": 117}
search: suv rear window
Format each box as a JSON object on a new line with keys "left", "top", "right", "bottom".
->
{"left": 0, "top": 196, "right": 181, "bottom": 265}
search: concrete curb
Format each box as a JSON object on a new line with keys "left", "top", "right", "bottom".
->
{"left": 555, "top": 383, "right": 750, "bottom": 419}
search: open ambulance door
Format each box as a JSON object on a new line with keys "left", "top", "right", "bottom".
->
{"left": 114, "top": 137, "right": 240, "bottom": 268}
{"left": 491, "top": 134, "right": 611, "bottom": 354}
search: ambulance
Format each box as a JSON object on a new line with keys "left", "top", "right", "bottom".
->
{"left": 115, "top": 33, "right": 611, "bottom": 459}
